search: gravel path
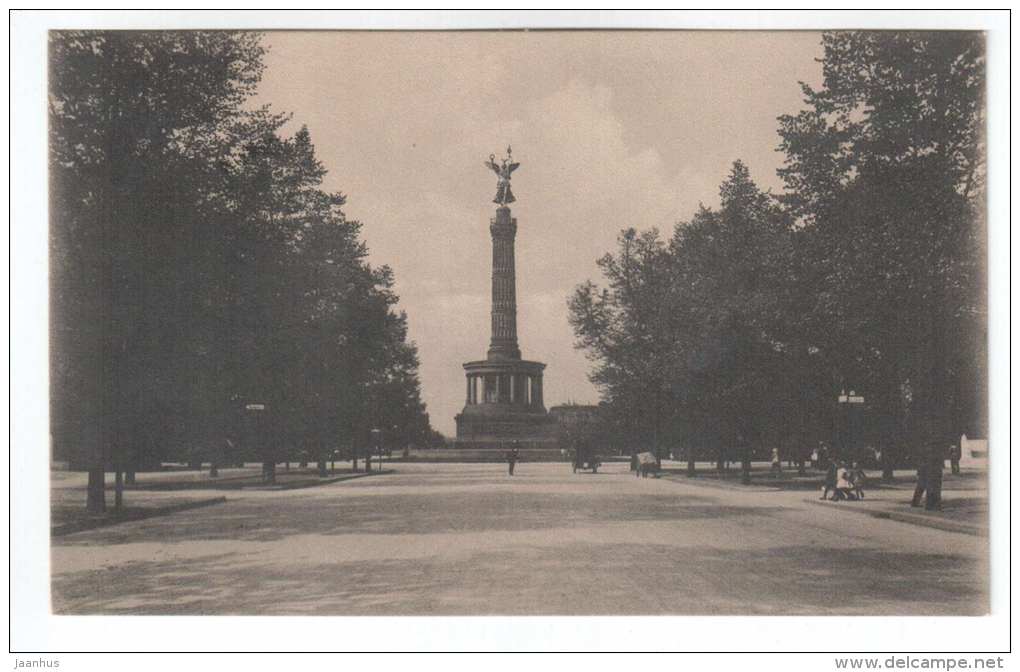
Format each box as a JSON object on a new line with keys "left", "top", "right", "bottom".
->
{"left": 51, "top": 462, "right": 988, "bottom": 615}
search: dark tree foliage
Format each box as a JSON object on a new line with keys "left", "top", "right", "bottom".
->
{"left": 50, "top": 31, "right": 432, "bottom": 509}
{"left": 570, "top": 32, "right": 985, "bottom": 496}
{"left": 570, "top": 162, "right": 803, "bottom": 476}
{"left": 778, "top": 31, "right": 986, "bottom": 501}
{"left": 569, "top": 227, "right": 673, "bottom": 462}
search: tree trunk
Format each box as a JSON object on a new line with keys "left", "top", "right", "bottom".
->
{"left": 882, "top": 448, "right": 895, "bottom": 483}
{"left": 883, "top": 377, "right": 901, "bottom": 483}
{"left": 740, "top": 436, "right": 752, "bottom": 485}
{"left": 262, "top": 461, "right": 276, "bottom": 484}
{"left": 125, "top": 469, "right": 136, "bottom": 486}
{"left": 86, "top": 466, "right": 106, "bottom": 513}
{"left": 921, "top": 281, "right": 948, "bottom": 509}
{"left": 317, "top": 459, "right": 328, "bottom": 478}
{"left": 925, "top": 447, "right": 944, "bottom": 511}
{"left": 114, "top": 468, "right": 124, "bottom": 510}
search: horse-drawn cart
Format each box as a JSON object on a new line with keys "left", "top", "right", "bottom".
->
{"left": 572, "top": 444, "right": 601, "bottom": 473}
{"left": 635, "top": 451, "right": 659, "bottom": 478}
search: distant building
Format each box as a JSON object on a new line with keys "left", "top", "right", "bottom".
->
{"left": 548, "top": 403, "right": 600, "bottom": 429}
{"left": 548, "top": 403, "right": 621, "bottom": 455}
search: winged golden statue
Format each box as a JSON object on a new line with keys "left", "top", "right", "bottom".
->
{"left": 485, "top": 146, "right": 520, "bottom": 205}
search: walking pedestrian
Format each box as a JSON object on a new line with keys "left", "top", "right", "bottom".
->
{"left": 821, "top": 460, "right": 838, "bottom": 500}
{"left": 506, "top": 446, "right": 519, "bottom": 476}
{"left": 911, "top": 458, "right": 929, "bottom": 507}
{"left": 949, "top": 443, "right": 961, "bottom": 475}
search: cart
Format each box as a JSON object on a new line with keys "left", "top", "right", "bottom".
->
{"left": 572, "top": 444, "right": 601, "bottom": 473}
{"left": 635, "top": 451, "right": 658, "bottom": 478}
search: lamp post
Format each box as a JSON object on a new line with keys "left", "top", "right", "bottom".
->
{"left": 245, "top": 402, "right": 271, "bottom": 483}
{"left": 837, "top": 390, "right": 865, "bottom": 465}
{"left": 369, "top": 428, "right": 381, "bottom": 473}
{"left": 739, "top": 430, "right": 752, "bottom": 486}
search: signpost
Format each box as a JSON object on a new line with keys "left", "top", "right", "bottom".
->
{"left": 244, "top": 402, "right": 273, "bottom": 484}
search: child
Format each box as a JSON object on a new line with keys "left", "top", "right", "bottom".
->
{"left": 833, "top": 463, "right": 853, "bottom": 501}
{"left": 850, "top": 466, "right": 867, "bottom": 500}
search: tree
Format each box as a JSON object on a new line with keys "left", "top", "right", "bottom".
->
{"left": 220, "top": 123, "right": 431, "bottom": 480}
{"left": 569, "top": 227, "right": 675, "bottom": 464}
{"left": 50, "top": 30, "right": 267, "bottom": 510}
{"left": 569, "top": 162, "right": 803, "bottom": 482}
{"left": 665, "top": 162, "right": 802, "bottom": 482}
{"left": 50, "top": 32, "right": 436, "bottom": 506}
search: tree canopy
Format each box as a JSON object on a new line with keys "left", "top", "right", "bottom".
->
{"left": 569, "top": 31, "right": 986, "bottom": 483}
{"left": 50, "top": 31, "right": 432, "bottom": 507}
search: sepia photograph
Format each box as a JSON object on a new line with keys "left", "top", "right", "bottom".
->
{"left": 9, "top": 8, "right": 1011, "bottom": 659}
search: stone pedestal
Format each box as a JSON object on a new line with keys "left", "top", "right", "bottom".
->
{"left": 455, "top": 359, "right": 557, "bottom": 448}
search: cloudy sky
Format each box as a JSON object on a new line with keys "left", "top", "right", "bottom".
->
{"left": 255, "top": 30, "right": 824, "bottom": 434}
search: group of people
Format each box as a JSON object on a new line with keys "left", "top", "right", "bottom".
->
{"left": 820, "top": 461, "right": 866, "bottom": 501}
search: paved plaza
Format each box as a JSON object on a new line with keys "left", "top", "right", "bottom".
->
{"left": 51, "top": 462, "right": 988, "bottom": 615}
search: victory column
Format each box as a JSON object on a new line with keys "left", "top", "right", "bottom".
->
{"left": 454, "top": 148, "right": 557, "bottom": 449}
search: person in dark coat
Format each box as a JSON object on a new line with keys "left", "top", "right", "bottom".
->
{"left": 911, "top": 459, "right": 929, "bottom": 507}
{"left": 821, "top": 460, "right": 839, "bottom": 500}
{"left": 506, "top": 446, "right": 519, "bottom": 476}
{"left": 925, "top": 450, "right": 944, "bottom": 511}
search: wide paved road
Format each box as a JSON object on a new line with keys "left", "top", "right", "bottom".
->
{"left": 51, "top": 462, "right": 988, "bottom": 615}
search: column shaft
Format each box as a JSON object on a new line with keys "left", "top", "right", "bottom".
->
{"left": 488, "top": 207, "right": 521, "bottom": 360}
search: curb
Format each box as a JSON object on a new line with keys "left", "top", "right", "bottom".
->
{"left": 804, "top": 498, "right": 986, "bottom": 536}
{"left": 121, "top": 472, "right": 258, "bottom": 491}
{"left": 119, "top": 469, "right": 394, "bottom": 492}
{"left": 659, "top": 474, "right": 782, "bottom": 493}
{"left": 52, "top": 496, "right": 228, "bottom": 537}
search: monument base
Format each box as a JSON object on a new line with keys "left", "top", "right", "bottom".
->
{"left": 455, "top": 358, "right": 557, "bottom": 450}
{"left": 454, "top": 404, "right": 559, "bottom": 450}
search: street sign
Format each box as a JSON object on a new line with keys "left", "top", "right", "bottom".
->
{"left": 245, "top": 403, "right": 266, "bottom": 411}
